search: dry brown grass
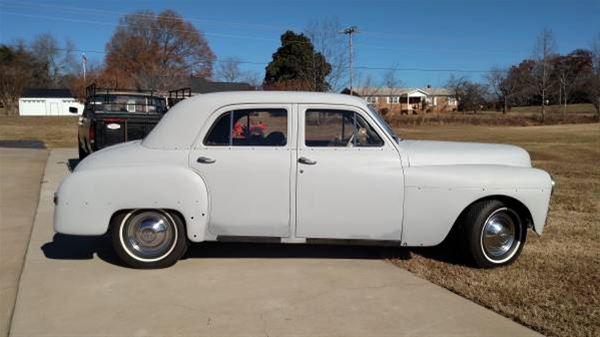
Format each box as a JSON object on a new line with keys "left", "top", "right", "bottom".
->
{"left": 394, "top": 123, "right": 600, "bottom": 337}
{"left": 387, "top": 103, "right": 599, "bottom": 127}
{"left": 1, "top": 116, "right": 598, "bottom": 336}
{"left": 0, "top": 116, "right": 78, "bottom": 148}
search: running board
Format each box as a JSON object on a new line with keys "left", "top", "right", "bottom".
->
{"left": 216, "top": 236, "right": 399, "bottom": 247}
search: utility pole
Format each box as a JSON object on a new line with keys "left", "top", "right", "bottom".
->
{"left": 82, "top": 53, "right": 87, "bottom": 82}
{"left": 341, "top": 26, "right": 358, "bottom": 94}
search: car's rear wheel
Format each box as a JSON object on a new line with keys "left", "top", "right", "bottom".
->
{"left": 464, "top": 200, "right": 526, "bottom": 268}
{"left": 111, "top": 209, "right": 188, "bottom": 269}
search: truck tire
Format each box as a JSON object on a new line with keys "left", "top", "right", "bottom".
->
{"left": 78, "top": 141, "right": 88, "bottom": 160}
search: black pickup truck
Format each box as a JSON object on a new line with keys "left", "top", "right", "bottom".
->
{"left": 77, "top": 85, "right": 190, "bottom": 159}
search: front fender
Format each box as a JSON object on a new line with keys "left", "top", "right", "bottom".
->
{"left": 54, "top": 165, "right": 209, "bottom": 242}
{"left": 401, "top": 165, "right": 552, "bottom": 246}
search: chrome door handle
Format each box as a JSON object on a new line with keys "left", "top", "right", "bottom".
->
{"left": 197, "top": 156, "right": 216, "bottom": 164}
{"left": 298, "top": 157, "right": 317, "bottom": 165}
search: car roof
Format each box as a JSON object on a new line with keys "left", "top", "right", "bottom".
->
{"left": 143, "top": 91, "right": 370, "bottom": 150}
{"left": 183, "top": 90, "right": 365, "bottom": 104}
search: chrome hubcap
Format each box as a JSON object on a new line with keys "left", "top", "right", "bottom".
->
{"left": 123, "top": 211, "right": 175, "bottom": 260}
{"left": 481, "top": 208, "right": 520, "bottom": 261}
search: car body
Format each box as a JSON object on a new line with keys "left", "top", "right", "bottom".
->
{"left": 77, "top": 87, "right": 168, "bottom": 160}
{"left": 54, "top": 91, "right": 554, "bottom": 268}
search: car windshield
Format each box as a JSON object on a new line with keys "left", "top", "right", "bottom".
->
{"left": 90, "top": 95, "right": 167, "bottom": 114}
{"left": 367, "top": 104, "right": 401, "bottom": 142}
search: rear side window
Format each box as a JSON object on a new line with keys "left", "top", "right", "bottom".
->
{"left": 305, "top": 109, "right": 383, "bottom": 147}
{"left": 204, "top": 109, "right": 288, "bottom": 146}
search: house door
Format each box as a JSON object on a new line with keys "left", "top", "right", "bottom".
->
{"left": 295, "top": 105, "right": 405, "bottom": 240}
{"left": 49, "top": 102, "right": 59, "bottom": 116}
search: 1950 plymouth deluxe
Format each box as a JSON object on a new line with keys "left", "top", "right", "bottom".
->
{"left": 54, "top": 92, "right": 554, "bottom": 269}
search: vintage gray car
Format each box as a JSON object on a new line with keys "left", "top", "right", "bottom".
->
{"left": 54, "top": 92, "right": 554, "bottom": 268}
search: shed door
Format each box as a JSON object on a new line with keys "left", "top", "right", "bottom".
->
{"left": 295, "top": 105, "right": 404, "bottom": 240}
{"left": 49, "top": 102, "right": 59, "bottom": 116}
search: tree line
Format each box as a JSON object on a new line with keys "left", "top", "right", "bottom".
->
{"left": 0, "top": 9, "right": 342, "bottom": 115}
{"left": 1, "top": 9, "right": 598, "bottom": 122}
{"left": 448, "top": 29, "right": 600, "bottom": 121}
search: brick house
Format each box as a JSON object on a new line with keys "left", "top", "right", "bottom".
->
{"left": 342, "top": 86, "right": 457, "bottom": 114}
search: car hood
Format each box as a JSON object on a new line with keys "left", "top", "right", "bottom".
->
{"left": 402, "top": 140, "right": 531, "bottom": 167}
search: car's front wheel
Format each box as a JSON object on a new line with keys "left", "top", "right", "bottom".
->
{"left": 464, "top": 200, "right": 527, "bottom": 268}
{"left": 111, "top": 209, "right": 188, "bottom": 269}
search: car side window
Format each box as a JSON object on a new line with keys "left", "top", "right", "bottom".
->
{"left": 305, "top": 109, "right": 383, "bottom": 147}
{"left": 204, "top": 109, "right": 287, "bottom": 146}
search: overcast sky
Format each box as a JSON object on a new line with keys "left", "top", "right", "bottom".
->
{"left": 1, "top": 0, "right": 599, "bottom": 88}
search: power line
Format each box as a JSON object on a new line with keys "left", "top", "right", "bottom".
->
{"left": 0, "top": 2, "right": 531, "bottom": 56}
{"left": 2, "top": 43, "right": 491, "bottom": 74}
{"left": 0, "top": 1, "right": 297, "bottom": 32}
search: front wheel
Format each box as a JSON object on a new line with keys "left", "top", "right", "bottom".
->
{"left": 111, "top": 209, "right": 188, "bottom": 269}
{"left": 463, "top": 200, "right": 527, "bottom": 268}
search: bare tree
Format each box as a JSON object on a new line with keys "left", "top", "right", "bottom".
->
{"left": 554, "top": 50, "right": 592, "bottom": 118}
{"left": 0, "top": 43, "right": 47, "bottom": 114}
{"left": 304, "top": 18, "right": 348, "bottom": 92}
{"left": 105, "top": 9, "right": 215, "bottom": 90}
{"left": 355, "top": 73, "right": 380, "bottom": 97}
{"left": 587, "top": 33, "right": 600, "bottom": 120}
{"left": 381, "top": 68, "right": 404, "bottom": 112}
{"left": 485, "top": 66, "right": 519, "bottom": 113}
{"left": 531, "top": 28, "right": 557, "bottom": 123}
{"left": 216, "top": 57, "right": 245, "bottom": 82}
{"left": 30, "top": 33, "right": 61, "bottom": 85}
{"left": 461, "top": 82, "right": 488, "bottom": 114}
{"left": 241, "top": 71, "right": 261, "bottom": 90}
{"left": 446, "top": 74, "right": 468, "bottom": 113}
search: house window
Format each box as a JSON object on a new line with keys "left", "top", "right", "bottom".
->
{"left": 204, "top": 109, "right": 288, "bottom": 146}
{"left": 366, "top": 96, "right": 378, "bottom": 104}
{"left": 387, "top": 96, "right": 400, "bottom": 104}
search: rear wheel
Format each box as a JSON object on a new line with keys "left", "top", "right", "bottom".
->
{"left": 111, "top": 209, "right": 188, "bottom": 269}
{"left": 463, "top": 200, "right": 526, "bottom": 268}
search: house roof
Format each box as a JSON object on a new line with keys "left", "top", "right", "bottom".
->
{"left": 423, "top": 88, "right": 453, "bottom": 96}
{"left": 345, "top": 87, "right": 453, "bottom": 97}
{"left": 21, "top": 88, "right": 74, "bottom": 98}
{"left": 188, "top": 78, "right": 254, "bottom": 94}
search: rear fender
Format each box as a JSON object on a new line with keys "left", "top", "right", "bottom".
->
{"left": 54, "top": 166, "right": 209, "bottom": 242}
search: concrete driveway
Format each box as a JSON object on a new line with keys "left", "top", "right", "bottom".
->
{"left": 0, "top": 147, "right": 48, "bottom": 337}
{"left": 8, "top": 149, "right": 541, "bottom": 337}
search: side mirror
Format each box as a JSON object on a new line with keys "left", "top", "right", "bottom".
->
{"left": 69, "top": 107, "right": 79, "bottom": 114}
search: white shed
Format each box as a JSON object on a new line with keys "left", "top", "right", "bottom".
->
{"left": 19, "top": 89, "right": 84, "bottom": 116}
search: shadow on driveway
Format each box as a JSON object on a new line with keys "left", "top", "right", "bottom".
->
{"left": 41, "top": 234, "right": 414, "bottom": 268}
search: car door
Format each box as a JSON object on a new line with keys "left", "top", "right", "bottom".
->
{"left": 189, "top": 104, "right": 294, "bottom": 238}
{"left": 295, "top": 105, "right": 404, "bottom": 241}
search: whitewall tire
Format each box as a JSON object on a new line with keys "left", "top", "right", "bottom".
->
{"left": 111, "top": 209, "right": 188, "bottom": 269}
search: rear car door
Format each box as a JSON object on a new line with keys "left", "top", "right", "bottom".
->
{"left": 189, "top": 104, "right": 294, "bottom": 237}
